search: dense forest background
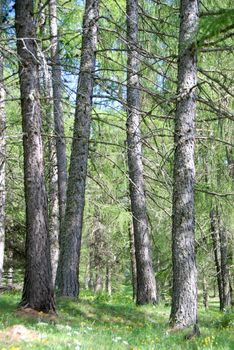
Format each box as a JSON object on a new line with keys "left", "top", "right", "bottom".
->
{"left": 0, "top": 0, "right": 234, "bottom": 337}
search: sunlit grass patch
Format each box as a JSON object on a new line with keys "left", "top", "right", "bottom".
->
{"left": 0, "top": 290, "right": 233, "bottom": 349}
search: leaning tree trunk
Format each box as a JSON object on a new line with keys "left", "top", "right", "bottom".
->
{"left": 0, "top": 5, "right": 6, "bottom": 286}
{"left": 126, "top": 0, "right": 157, "bottom": 305}
{"left": 15, "top": 0, "right": 55, "bottom": 312}
{"left": 170, "top": 0, "right": 199, "bottom": 329}
{"left": 57, "top": 0, "right": 100, "bottom": 297}
{"left": 49, "top": 0, "right": 67, "bottom": 230}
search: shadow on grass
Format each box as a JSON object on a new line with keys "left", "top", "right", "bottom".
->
{"left": 1, "top": 290, "right": 234, "bottom": 350}
{"left": 57, "top": 294, "right": 168, "bottom": 332}
{"left": 0, "top": 293, "right": 19, "bottom": 314}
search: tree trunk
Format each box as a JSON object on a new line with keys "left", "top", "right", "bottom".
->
{"left": 202, "top": 275, "right": 209, "bottom": 310}
{"left": 105, "top": 264, "right": 111, "bottom": 296}
{"left": 170, "top": 0, "right": 199, "bottom": 329}
{"left": 210, "top": 209, "right": 225, "bottom": 310}
{"left": 48, "top": 148, "right": 60, "bottom": 287}
{"left": 225, "top": 146, "right": 234, "bottom": 305}
{"left": 15, "top": 0, "right": 55, "bottom": 312}
{"left": 49, "top": 0, "right": 67, "bottom": 230}
{"left": 219, "top": 219, "right": 231, "bottom": 309}
{"left": 57, "top": 0, "right": 100, "bottom": 297}
{"left": 210, "top": 209, "right": 223, "bottom": 309}
{"left": 92, "top": 215, "right": 103, "bottom": 293}
{"left": 0, "top": 4, "right": 6, "bottom": 287}
{"left": 128, "top": 221, "right": 137, "bottom": 301}
{"left": 41, "top": 56, "right": 60, "bottom": 288}
{"left": 94, "top": 270, "right": 102, "bottom": 293}
{"left": 7, "top": 250, "right": 13, "bottom": 288}
{"left": 126, "top": 0, "right": 157, "bottom": 305}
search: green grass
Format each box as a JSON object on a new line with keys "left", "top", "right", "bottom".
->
{"left": 0, "top": 288, "right": 234, "bottom": 349}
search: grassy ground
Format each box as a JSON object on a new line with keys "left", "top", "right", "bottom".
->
{"left": 0, "top": 288, "right": 234, "bottom": 349}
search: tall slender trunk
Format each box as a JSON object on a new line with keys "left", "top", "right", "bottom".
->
{"left": 49, "top": 0, "right": 67, "bottom": 229}
{"left": 210, "top": 209, "right": 223, "bottom": 309}
{"left": 41, "top": 55, "right": 60, "bottom": 288}
{"left": 218, "top": 213, "right": 231, "bottom": 309}
{"left": 93, "top": 216, "right": 102, "bottom": 292}
{"left": 128, "top": 221, "right": 137, "bottom": 301}
{"left": 219, "top": 224, "right": 231, "bottom": 309}
{"left": 105, "top": 264, "right": 112, "bottom": 296}
{"left": 48, "top": 148, "right": 60, "bottom": 287}
{"left": 170, "top": 0, "right": 199, "bottom": 329}
{"left": 210, "top": 208, "right": 231, "bottom": 310}
{"left": 15, "top": 0, "right": 55, "bottom": 312}
{"left": 225, "top": 146, "right": 234, "bottom": 305}
{"left": 57, "top": 0, "right": 100, "bottom": 297}
{"left": 7, "top": 250, "right": 13, "bottom": 288}
{"left": 0, "top": 4, "right": 6, "bottom": 286}
{"left": 126, "top": 0, "right": 157, "bottom": 305}
{"left": 202, "top": 274, "right": 208, "bottom": 310}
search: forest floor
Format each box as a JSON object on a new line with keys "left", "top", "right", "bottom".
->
{"left": 0, "top": 287, "right": 234, "bottom": 350}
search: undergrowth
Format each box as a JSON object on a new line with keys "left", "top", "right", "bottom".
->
{"left": 0, "top": 287, "right": 233, "bottom": 349}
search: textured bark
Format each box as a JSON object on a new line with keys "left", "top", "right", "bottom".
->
{"left": 15, "top": 0, "right": 55, "bottom": 312}
{"left": 48, "top": 151, "right": 60, "bottom": 287}
{"left": 57, "top": 0, "right": 100, "bottom": 297}
{"left": 49, "top": 0, "right": 67, "bottom": 229}
{"left": 0, "top": 5, "right": 6, "bottom": 286}
{"left": 126, "top": 0, "right": 157, "bottom": 305}
{"left": 128, "top": 221, "right": 137, "bottom": 301}
{"left": 42, "top": 57, "right": 60, "bottom": 288}
{"left": 170, "top": 0, "right": 199, "bottom": 329}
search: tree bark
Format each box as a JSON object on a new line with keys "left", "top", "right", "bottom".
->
{"left": 128, "top": 221, "right": 137, "bottom": 301}
{"left": 170, "top": 0, "right": 199, "bottom": 329}
{"left": 41, "top": 54, "right": 60, "bottom": 288}
{"left": 15, "top": 0, "right": 55, "bottom": 312}
{"left": 126, "top": 0, "right": 157, "bottom": 305}
{"left": 49, "top": 0, "right": 67, "bottom": 230}
{"left": 0, "top": 4, "right": 6, "bottom": 286}
{"left": 57, "top": 0, "right": 100, "bottom": 297}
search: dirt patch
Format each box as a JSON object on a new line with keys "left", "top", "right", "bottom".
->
{"left": 0, "top": 325, "right": 40, "bottom": 342}
{"left": 16, "top": 307, "right": 57, "bottom": 321}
